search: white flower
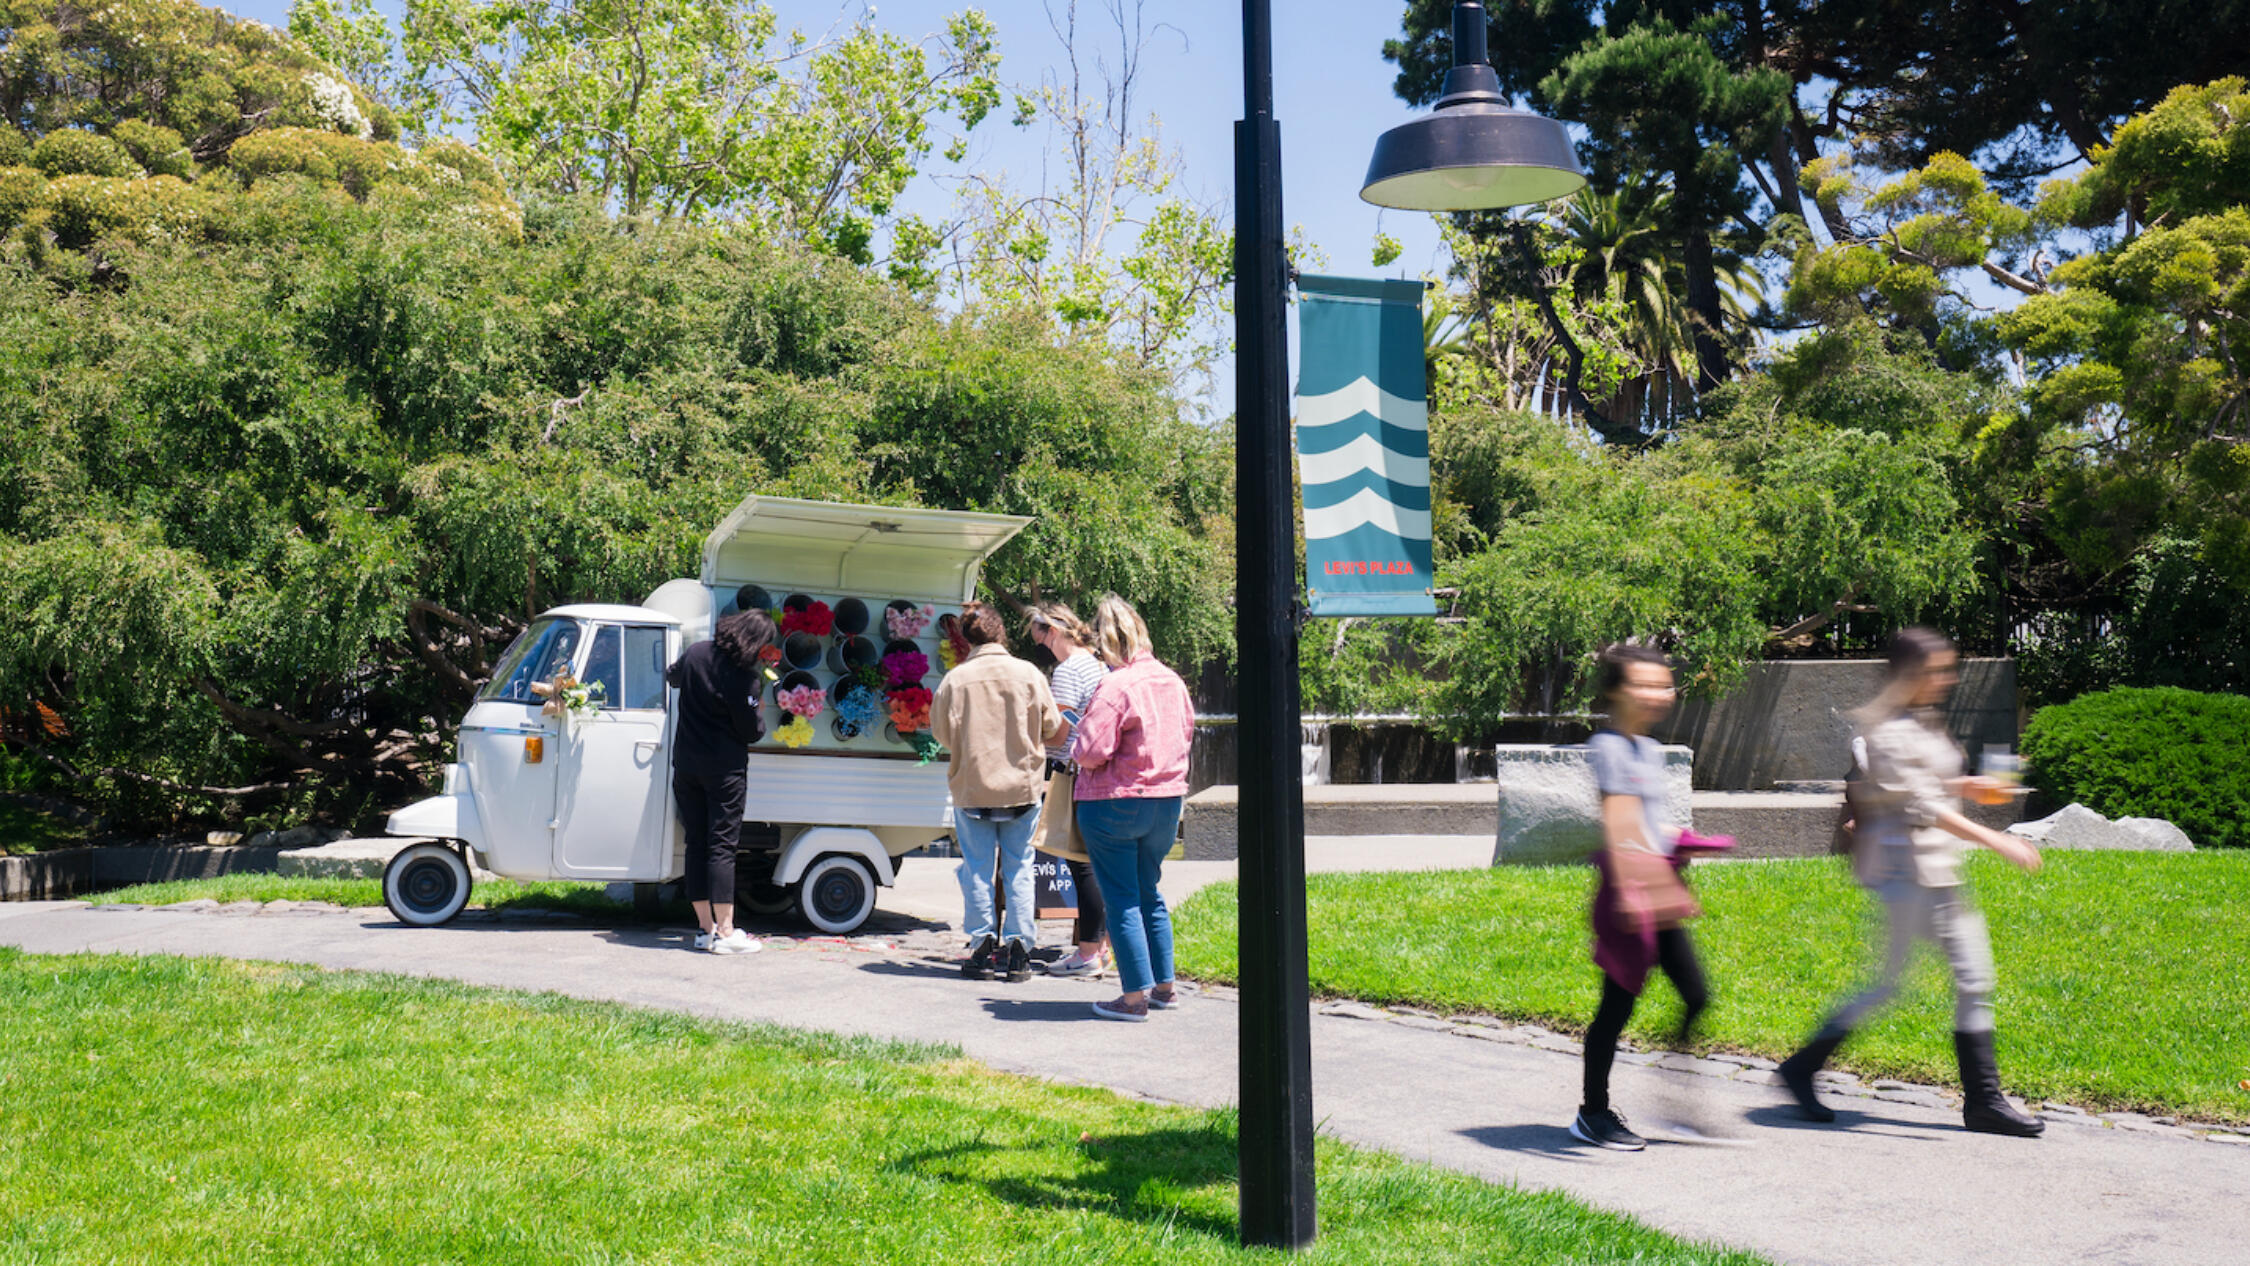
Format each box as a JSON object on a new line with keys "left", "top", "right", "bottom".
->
{"left": 302, "top": 72, "right": 373, "bottom": 140}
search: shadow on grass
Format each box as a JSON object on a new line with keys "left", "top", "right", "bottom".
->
{"left": 892, "top": 1124, "right": 1241, "bottom": 1242}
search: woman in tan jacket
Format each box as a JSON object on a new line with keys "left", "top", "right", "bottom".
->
{"left": 1778, "top": 627, "right": 2046, "bottom": 1137}
{"left": 930, "top": 605, "right": 1063, "bottom": 983}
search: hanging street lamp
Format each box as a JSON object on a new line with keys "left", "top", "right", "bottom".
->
{"left": 1360, "top": 3, "right": 1588, "bottom": 211}
{"left": 1231, "top": 0, "right": 1586, "bottom": 1251}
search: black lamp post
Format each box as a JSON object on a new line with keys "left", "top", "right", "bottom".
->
{"left": 1231, "top": 0, "right": 1585, "bottom": 1251}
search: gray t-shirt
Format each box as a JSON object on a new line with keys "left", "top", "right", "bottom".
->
{"left": 1586, "top": 730, "right": 1672, "bottom": 857}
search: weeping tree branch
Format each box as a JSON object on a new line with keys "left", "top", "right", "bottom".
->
{"left": 405, "top": 599, "right": 497, "bottom": 701}
{"left": 24, "top": 743, "right": 295, "bottom": 800}
{"left": 1766, "top": 585, "right": 1878, "bottom": 647}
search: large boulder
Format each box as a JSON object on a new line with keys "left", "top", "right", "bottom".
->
{"left": 2007, "top": 804, "right": 2197, "bottom": 852}
{"left": 1493, "top": 744, "right": 1693, "bottom": 866}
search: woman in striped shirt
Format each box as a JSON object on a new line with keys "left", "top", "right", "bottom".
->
{"left": 1029, "top": 601, "right": 1110, "bottom": 977}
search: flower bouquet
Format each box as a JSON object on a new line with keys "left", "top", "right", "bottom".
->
{"left": 775, "top": 715, "right": 816, "bottom": 748}
{"left": 882, "top": 649, "right": 929, "bottom": 689}
{"left": 780, "top": 597, "right": 835, "bottom": 638}
{"left": 936, "top": 612, "right": 973, "bottom": 670}
{"left": 776, "top": 676, "right": 827, "bottom": 719}
{"left": 886, "top": 686, "right": 933, "bottom": 734}
{"left": 885, "top": 600, "right": 935, "bottom": 641}
{"left": 755, "top": 644, "right": 783, "bottom": 686}
{"left": 831, "top": 682, "right": 884, "bottom": 740}
{"left": 539, "top": 672, "right": 604, "bottom": 724}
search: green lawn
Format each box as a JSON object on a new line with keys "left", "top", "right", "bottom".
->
{"left": 1174, "top": 851, "right": 2250, "bottom": 1123}
{"left": 95, "top": 872, "right": 650, "bottom": 914}
{"left": 0, "top": 950, "right": 1770, "bottom": 1265}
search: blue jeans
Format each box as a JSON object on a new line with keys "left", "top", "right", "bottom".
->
{"left": 1077, "top": 796, "right": 1184, "bottom": 995}
{"left": 955, "top": 805, "right": 1041, "bottom": 949}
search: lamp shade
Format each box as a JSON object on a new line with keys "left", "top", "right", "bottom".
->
{"left": 1361, "top": 107, "right": 1586, "bottom": 210}
{"left": 1361, "top": 2, "right": 1586, "bottom": 211}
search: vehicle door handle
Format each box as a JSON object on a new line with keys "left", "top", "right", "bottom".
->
{"left": 635, "top": 740, "right": 663, "bottom": 753}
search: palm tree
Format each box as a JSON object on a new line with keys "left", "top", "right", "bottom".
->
{"left": 1544, "top": 174, "right": 1761, "bottom": 431}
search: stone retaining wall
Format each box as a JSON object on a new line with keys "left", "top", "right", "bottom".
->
{"left": 0, "top": 845, "right": 284, "bottom": 900}
{"left": 1650, "top": 657, "right": 2018, "bottom": 791}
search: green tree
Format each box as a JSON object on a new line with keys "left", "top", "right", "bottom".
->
{"left": 0, "top": 6, "right": 1234, "bottom": 828}
{"left": 384, "top": 0, "right": 1003, "bottom": 243}
{"left": 1385, "top": 1, "right": 2250, "bottom": 408}
{"left": 931, "top": 1, "right": 1233, "bottom": 389}
{"left": 0, "top": 0, "right": 397, "bottom": 155}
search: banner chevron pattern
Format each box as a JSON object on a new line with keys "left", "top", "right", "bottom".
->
{"left": 1295, "top": 275, "right": 1437, "bottom": 617}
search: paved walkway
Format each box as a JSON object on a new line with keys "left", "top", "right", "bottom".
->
{"left": 5, "top": 837, "right": 2245, "bottom": 1266}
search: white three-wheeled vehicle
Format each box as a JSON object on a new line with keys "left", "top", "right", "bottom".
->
{"left": 382, "top": 495, "right": 1030, "bottom": 934}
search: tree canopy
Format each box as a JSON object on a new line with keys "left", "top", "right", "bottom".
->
{"left": 0, "top": 0, "right": 1229, "bottom": 828}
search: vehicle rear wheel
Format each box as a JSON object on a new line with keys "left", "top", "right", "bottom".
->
{"left": 384, "top": 842, "right": 472, "bottom": 927}
{"left": 796, "top": 854, "right": 876, "bottom": 934}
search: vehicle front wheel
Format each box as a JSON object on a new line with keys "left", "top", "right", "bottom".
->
{"left": 796, "top": 854, "right": 876, "bottom": 934}
{"left": 384, "top": 842, "right": 473, "bottom": 927}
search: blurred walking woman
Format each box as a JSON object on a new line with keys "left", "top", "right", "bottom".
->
{"left": 1028, "top": 601, "right": 1110, "bottom": 978}
{"left": 1572, "top": 646, "right": 1710, "bottom": 1151}
{"left": 665, "top": 609, "right": 776, "bottom": 956}
{"left": 1777, "top": 627, "right": 2046, "bottom": 1137}
{"left": 1072, "top": 595, "right": 1196, "bottom": 1022}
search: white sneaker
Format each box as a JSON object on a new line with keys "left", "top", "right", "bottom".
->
{"left": 710, "top": 928, "right": 762, "bottom": 955}
{"left": 693, "top": 930, "right": 714, "bottom": 950}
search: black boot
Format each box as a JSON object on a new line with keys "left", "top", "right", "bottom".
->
{"left": 1777, "top": 1023, "right": 1849, "bottom": 1123}
{"left": 1003, "top": 939, "right": 1031, "bottom": 983}
{"left": 1955, "top": 1030, "right": 2044, "bottom": 1137}
{"left": 961, "top": 935, "right": 997, "bottom": 980}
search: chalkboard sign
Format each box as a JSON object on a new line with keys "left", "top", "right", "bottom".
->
{"left": 1032, "top": 853, "right": 1079, "bottom": 920}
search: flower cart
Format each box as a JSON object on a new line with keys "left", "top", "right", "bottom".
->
{"left": 382, "top": 495, "right": 1030, "bottom": 933}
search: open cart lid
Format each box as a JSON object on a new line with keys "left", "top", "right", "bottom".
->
{"left": 699, "top": 495, "right": 1033, "bottom": 606}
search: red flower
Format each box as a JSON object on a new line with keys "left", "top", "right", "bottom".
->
{"left": 886, "top": 685, "right": 934, "bottom": 733}
{"left": 780, "top": 601, "right": 834, "bottom": 638}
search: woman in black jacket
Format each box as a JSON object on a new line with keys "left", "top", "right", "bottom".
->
{"left": 665, "top": 608, "right": 776, "bottom": 955}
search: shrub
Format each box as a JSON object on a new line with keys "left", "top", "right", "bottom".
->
{"left": 30, "top": 129, "right": 138, "bottom": 178}
{"left": 0, "top": 167, "right": 49, "bottom": 232}
{"left": 111, "top": 120, "right": 194, "bottom": 180}
{"left": 42, "top": 175, "right": 216, "bottom": 250}
{"left": 0, "top": 128, "right": 26, "bottom": 167}
{"left": 2020, "top": 687, "right": 2250, "bottom": 848}
{"left": 227, "top": 127, "right": 397, "bottom": 199}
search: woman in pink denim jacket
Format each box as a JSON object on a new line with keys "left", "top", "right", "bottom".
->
{"left": 1072, "top": 594, "right": 1196, "bottom": 1022}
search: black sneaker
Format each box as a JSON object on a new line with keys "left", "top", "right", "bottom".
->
{"left": 1570, "top": 1106, "right": 1647, "bottom": 1152}
{"left": 961, "top": 936, "right": 997, "bottom": 980}
{"left": 1002, "top": 940, "right": 1032, "bottom": 983}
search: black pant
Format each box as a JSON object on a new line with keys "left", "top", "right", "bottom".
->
{"left": 1583, "top": 927, "right": 1710, "bottom": 1111}
{"left": 673, "top": 767, "right": 746, "bottom": 904}
{"left": 1065, "top": 856, "right": 1105, "bottom": 945}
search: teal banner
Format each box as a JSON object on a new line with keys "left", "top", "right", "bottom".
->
{"left": 1296, "top": 275, "right": 1436, "bottom": 617}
